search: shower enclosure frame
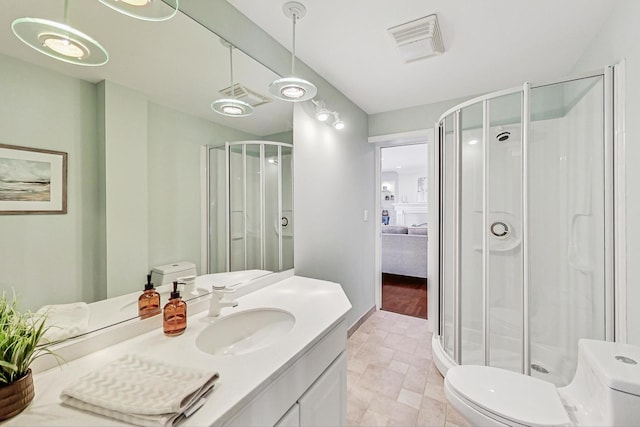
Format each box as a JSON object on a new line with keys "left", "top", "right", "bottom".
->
{"left": 200, "top": 140, "right": 294, "bottom": 274}
{"left": 429, "top": 65, "right": 627, "bottom": 380}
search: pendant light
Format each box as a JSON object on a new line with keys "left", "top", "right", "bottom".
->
{"left": 269, "top": 1, "right": 317, "bottom": 102}
{"left": 211, "top": 41, "right": 254, "bottom": 118}
{"left": 11, "top": 0, "right": 108, "bottom": 66}
{"left": 98, "top": 0, "right": 179, "bottom": 22}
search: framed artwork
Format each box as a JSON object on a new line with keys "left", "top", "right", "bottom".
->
{"left": 0, "top": 144, "right": 67, "bottom": 214}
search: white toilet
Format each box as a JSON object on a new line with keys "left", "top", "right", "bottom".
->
{"left": 444, "top": 339, "right": 640, "bottom": 426}
{"left": 150, "top": 261, "right": 197, "bottom": 287}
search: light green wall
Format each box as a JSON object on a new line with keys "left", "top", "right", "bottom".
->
{"left": 146, "top": 102, "right": 256, "bottom": 274}
{"left": 293, "top": 98, "right": 375, "bottom": 329}
{"left": 264, "top": 130, "right": 293, "bottom": 144}
{"left": 369, "top": 96, "right": 472, "bottom": 137}
{"left": 0, "top": 53, "right": 101, "bottom": 310}
{"left": 99, "top": 81, "right": 149, "bottom": 298}
{"left": 0, "top": 53, "right": 261, "bottom": 310}
{"left": 570, "top": 0, "right": 640, "bottom": 345}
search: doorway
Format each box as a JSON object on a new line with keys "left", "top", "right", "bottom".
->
{"left": 377, "top": 142, "right": 428, "bottom": 319}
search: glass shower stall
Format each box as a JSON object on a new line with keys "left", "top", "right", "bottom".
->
{"left": 202, "top": 141, "right": 293, "bottom": 274}
{"left": 432, "top": 70, "right": 615, "bottom": 386}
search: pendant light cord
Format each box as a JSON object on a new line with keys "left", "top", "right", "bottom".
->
{"left": 229, "top": 45, "right": 235, "bottom": 99}
{"left": 64, "top": 0, "right": 70, "bottom": 23}
{"left": 291, "top": 13, "right": 297, "bottom": 76}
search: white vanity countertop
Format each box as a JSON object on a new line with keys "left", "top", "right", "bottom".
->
{"left": 6, "top": 276, "right": 352, "bottom": 427}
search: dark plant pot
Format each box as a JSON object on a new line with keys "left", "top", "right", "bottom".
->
{"left": 0, "top": 369, "right": 35, "bottom": 421}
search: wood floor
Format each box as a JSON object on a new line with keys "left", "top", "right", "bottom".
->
{"left": 381, "top": 273, "right": 427, "bottom": 319}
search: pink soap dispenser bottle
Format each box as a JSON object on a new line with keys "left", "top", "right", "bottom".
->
{"left": 163, "top": 281, "right": 187, "bottom": 336}
{"left": 138, "top": 274, "right": 161, "bottom": 319}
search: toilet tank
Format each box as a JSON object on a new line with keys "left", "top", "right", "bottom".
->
{"left": 561, "top": 339, "right": 640, "bottom": 426}
{"left": 150, "top": 261, "right": 197, "bottom": 287}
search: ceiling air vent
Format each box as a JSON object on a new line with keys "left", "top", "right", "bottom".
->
{"left": 387, "top": 14, "right": 444, "bottom": 63}
{"left": 218, "top": 83, "right": 272, "bottom": 107}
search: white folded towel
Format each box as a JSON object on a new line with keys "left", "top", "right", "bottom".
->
{"left": 60, "top": 354, "right": 219, "bottom": 427}
{"left": 37, "top": 302, "right": 90, "bottom": 342}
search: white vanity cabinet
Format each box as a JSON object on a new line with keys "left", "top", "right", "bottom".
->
{"left": 275, "top": 404, "right": 300, "bottom": 427}
{"left": 299, "top": 353, "right": 347, "bottom": 426}
{"left": 271, "top": 354, "right": 347, "bottom": 427}
{"left": 225, "top": 318, "right": 348, "bottom": 427}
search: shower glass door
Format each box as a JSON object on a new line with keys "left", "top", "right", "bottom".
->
{"left": 229, "top": 144, "right": 246, "bottom": 271}
{"left": 459, "top": 102, "right": 483, "bottom": 365}
{"left": 437, "top": 71, "right": 611, "bottom": 386}
{"left": 206, "top": 141, "right": 294, "bottom": 274}
{"left": 487, "top": 92, "right": 523, "bottom": 372}
{"left": 528, "top": 75, "right": 606, "bottom": 383}
{"left": 281, "top": 146, "right": 294, "bottom": 271}
{"left": 440, "top": 114, "right": 456, "bottom": 360}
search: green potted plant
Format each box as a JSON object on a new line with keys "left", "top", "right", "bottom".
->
{"left": 0, "top": 292, "right": 54, "bottom": 420}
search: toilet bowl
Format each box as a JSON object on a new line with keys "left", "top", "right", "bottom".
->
{"left": 444, "top": 339, "right": 640, "bottom": 426}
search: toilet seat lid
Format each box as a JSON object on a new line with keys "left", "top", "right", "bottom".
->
{"left": 446, "top": 365, "right": 571, "bottom": 427}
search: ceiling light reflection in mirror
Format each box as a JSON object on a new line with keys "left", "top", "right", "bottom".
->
{"left": 98, "top": 0, "right": 179, "bottom": 22}
{"left": 2, "top": 0, "right": 292, "bottom": 137}
{"left": 212, "top": 40, "right": 254, "bottom": 118}
{"left": 11, "top": 0, "right": 109, "bottom": 67}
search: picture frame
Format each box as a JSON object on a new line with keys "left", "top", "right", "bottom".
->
{"left": 0, "top": 144, "right": 67, "bottom": 214}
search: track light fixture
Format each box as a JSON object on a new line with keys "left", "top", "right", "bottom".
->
{"left": 312, "top": 99, "right": 345, "bottom": 130}
{"left": 332, "top": 113, "right": 345, "bottom": 130}
{"left": 269, "top": 1, "right": 317, "bottom": 102}
{"left": 312, "top": 100, "right": 331, "bottom": 122}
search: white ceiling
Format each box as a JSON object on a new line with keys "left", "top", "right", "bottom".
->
{"left": 0, "top": 0, "right": 292, "bottom": 137}
{"left": 381, "top": 144, "right": 427, "bottom": 173}
{"left": 227, "top": 0, "right": 616, "bottom": 114}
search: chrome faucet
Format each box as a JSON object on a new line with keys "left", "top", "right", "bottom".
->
{"left": 208, "top": 285, "right": 238, "bottom": 317}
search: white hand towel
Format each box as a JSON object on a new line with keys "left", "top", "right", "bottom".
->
{"left": 60, "top": 354, "right": 219, "bottom": 427}
{"left": 37, "top": 302, "right": 90, "bottom": 342}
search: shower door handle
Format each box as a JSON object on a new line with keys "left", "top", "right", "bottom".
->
{"left": 490, "top": 221, "right": 509, "bottom": 238}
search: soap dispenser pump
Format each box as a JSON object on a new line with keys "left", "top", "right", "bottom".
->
{"left": 163, "top": 281, "right": 187, "bottom": 336}
{"left": 138, "top": 274, "right": 161, "bottom": 319}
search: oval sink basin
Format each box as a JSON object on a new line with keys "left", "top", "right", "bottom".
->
{"left": 196, "top": 308, "right": 295, "bottom": 356}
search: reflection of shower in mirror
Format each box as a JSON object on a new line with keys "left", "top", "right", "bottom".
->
{"left": 202, "top": 141, "right": 294, "bottom": 274}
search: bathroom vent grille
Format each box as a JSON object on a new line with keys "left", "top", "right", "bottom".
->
{"left": 387, "top": 14, "right": 444, "bottom": 63}
{"left": 219, "top": 83, "right": 272, "bottom": 107}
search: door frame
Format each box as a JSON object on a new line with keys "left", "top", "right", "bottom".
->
{"left": 369, "top": 129, "right": 434, "bottom": 329}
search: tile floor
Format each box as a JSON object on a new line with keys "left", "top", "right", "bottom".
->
{"left": 346, "top": 309, "right": 469, "bottom": 427}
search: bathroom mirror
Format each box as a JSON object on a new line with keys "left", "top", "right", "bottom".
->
{"left": 0, "top": 0, "right": 293, "bottom": 340}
